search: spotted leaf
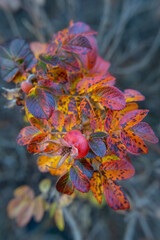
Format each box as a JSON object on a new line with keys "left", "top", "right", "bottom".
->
{"left": 132, "top": 122, "right": 159, "bottom": 143}
{"left": 50, "top": 110, "right": 64, "bottom": 132}
{"left": 57, "top": 95, "right": 71, "bottom": 115}
{"left": 102, "top": 177, "right": 130, "bottom": 210}
{"left": 100, "top": 160, "right": 135, "bottom": 181}
{"left": 92, "top": 86, "right": 126, "bottom": 110}
{"left": 76, "top": 75, "right": 115, "bottom": 94}
{"left": 119, "top": 109, "right": 149, "bottom": 130}
{"left": 124, "top": 89, "right": 145, "bottom": 102}
{"left": 16, "top": 126, "right": 40, "bottom": 145}
{"left": 121, "top": 129, "right": 148, "bottom": 154}
{"left": 90, "top": 171, "right": 103, "bottom": 204}
{"left": 107, "top": 134, "right": 127, "bottom": 158}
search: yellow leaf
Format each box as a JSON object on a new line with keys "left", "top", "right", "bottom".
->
{"left": 39, "top": 179, "right": 51, "bottom": 194}
{"left": 54, "top": 207, "right": 65, "bottom": 231}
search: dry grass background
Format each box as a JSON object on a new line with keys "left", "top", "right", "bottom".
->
{"left": 0, "top": 0, "right": 160, "bottom": 239}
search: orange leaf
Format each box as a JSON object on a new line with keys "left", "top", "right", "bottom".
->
{"left": 119, "top": 109, "right": 149, "bottom": 129}
{"left": 102, "top": 177, "right": 130, "bottom": 210}
{"left": 121, "top": 129, "right": 148, "bottom": 154}
{"left": 100, "top": 160, "right": 135, "bottom": 180}
{"left": 107, "top": 133, "right": 127, "bottom": 158}
{"left": 90, "top": 171, "right": 103, "bottom": 204}
{"left": 92, "top": 86, "right": 126, "bottom": 110}
{"left": 76, "top": 75, "right": 115, "bottom": 94}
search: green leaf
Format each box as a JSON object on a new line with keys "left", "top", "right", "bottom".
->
{"left": 91, "top": 132, "right": 108, "bottom": 138}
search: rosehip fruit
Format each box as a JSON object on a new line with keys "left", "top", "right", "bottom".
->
{"left": 21, "top": 81, "right": 33, "bottom": 94}
{"left": 63, "top": 130, "right": 89, "bottom": 159}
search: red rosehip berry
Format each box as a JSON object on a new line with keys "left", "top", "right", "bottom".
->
{"left": 21, "top": 81, "right": 33, "bottom": 94}
{"left": 63, "top": 130, "right": 89, "bottom": 159}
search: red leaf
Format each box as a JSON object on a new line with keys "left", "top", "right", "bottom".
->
{"left": 89, "top": 56, "right": 111, "bottom": 75}
{"left": 62, "top": 35, "right": 92, "bottom": 54}
{"left": 56, "top": 171, "right": 74, "bottom": 195}
{"left": 121, "top": 129, "right": 148, "bottom": 154}
{"left": 102, "top": 177, "right": 130, "bottom": 210}
{"left": 107, "top": 134, "right": 127, "bottom": 158}
{"left": 69, "top": 166, "right": 90, "bottom": 193}
{"left": 132, "top": 122, "right": 159, "bottom": 144}
{"left": 50, "top": 110, "right": 64, "bottom": 132}
{"left": 16, "top": 126, "right": 40, "bottom": 145}
{"left": 76, "top": 75, "right": 115, "bottom": 94}
{"left": 100, "top": 160, "right": 135, "bottom": 180}
{"left": 93, "top": 86, "right": 126, "bottom": 110}
{"left": 124, "top": 89, "right": 145, "bottom": 102}
{"left": 119, "top": 109, "right": 149, "bottom": 130}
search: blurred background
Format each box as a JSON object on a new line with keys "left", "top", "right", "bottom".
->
{"left": 0, "top": 0, "right": 160, "bottom": 239}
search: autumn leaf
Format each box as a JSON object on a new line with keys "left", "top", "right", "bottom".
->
{"left": 74, "top": 159, "right": 94, "bottom": 179}
{"left": 56, "top": 171, "right": 74, "bottom": 195}
{"left": 92, "top": 86, "right": 126, "bottom": 110}
{"left": 69, "top": 166, "right": 90, "bottom": 193}
{"left": 132, "top": 122, "right": 159, "bottom": 144}
{"left": 90, "top": 171, "right": 103, "bottom": 204}
{"left": 76, "top": 75, "right": 115, "bottom": 94}
{"left": 124, "top": 89, "right": 145, "bottom": 102}
{"left": 107, "top": 133, "right": 127, "bottom": 158}
{"left": 33, "top": 196, "right": 44, "bottom": 222}
{"left": 64, "top": 113, "right": 77, "bottom": 131}
{"left": 121, "top": 129, "right": 148, "bottom": 154}
{"left": 26, "top": 87, "right": 55, "bottom": 120}
{"left": 16, "top": 126, "right": 41, "bottom": 146}
{"left": 54, "top": 207, "right": 65, "bottom": 231}
{"left": 100, "top": 159, "right": 135, "bottom": 180}
{"left": 102, "top": 177, "right": 130, "bottom": 210}
{"left": 119, "top": 109, "right": 149, "bottom": 129}
{"left": 62, "top": 34, "right": 92, "bottom": 54}
{"left": 50, "top": 110, "right": 64, "bottom": 132}
{"left": 89, "top": 138, "right": 106, "bottom": 157}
